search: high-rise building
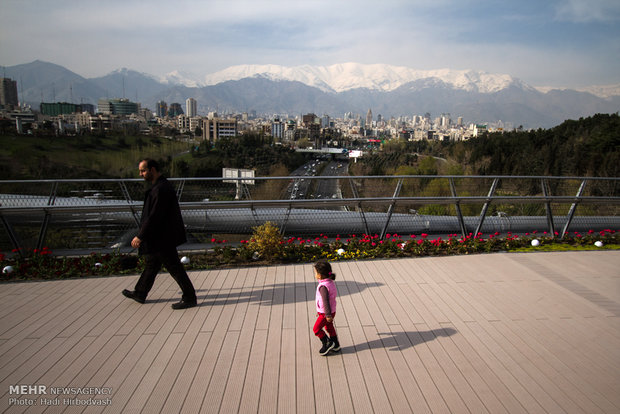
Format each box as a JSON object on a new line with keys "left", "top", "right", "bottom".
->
{"left": 168, "top": 103, "right": 184, "bottom": 117}
{"left": 366, "top": 109, "right": 373, "bottom": 127}
{"left": 272, "top": 118, "right": 284, "bottom": 140}
{"left": 0, "top": 77, "right": 19, "bottom": 107}
{"left": 186, "top": 98, "right": 197, "bottom": 117}
{"left": 156, "top": 101, "right": 168, "bottom": 118}
{"left": 97, "top": 98, "right": 140, "bottom": 115}
{"left": 40, "top": 102, "right": 83, "bottom": 116}
{"left": 321, "top": 114, "right": 331, "bottom": 128}
{"left": 202, "top": 117, "right": 238, "bottom": 142}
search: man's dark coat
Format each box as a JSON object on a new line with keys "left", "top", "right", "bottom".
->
{"left": 137, "top": 175, "right": 187, "bottom": 253}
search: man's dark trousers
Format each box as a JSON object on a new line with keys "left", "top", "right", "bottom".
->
{"left": 134, "top": 246, "right": 197, "bottom": 303}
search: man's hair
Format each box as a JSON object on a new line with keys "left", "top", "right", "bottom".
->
{"left": 141, "top": 158, "right": 160, "bottom": 172}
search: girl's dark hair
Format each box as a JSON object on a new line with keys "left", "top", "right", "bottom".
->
{"left": 314, "top": 259, "right": 335, "bottom": 280}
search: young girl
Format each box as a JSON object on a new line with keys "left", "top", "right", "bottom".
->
{"left": 313, "top": 260, "right": 340, "bottom": 355}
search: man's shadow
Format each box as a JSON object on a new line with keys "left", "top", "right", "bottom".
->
{"left": 334, "top": 328, "right": 458, "bottom": 354}
{"left": 195, "top": 280, "right": 383, "bottom": 306}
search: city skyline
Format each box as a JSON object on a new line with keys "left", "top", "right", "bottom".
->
{"left": 1, "top": 0, "right": 619, "bottom": 90}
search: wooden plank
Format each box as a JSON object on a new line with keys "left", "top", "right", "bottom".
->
{"left": 117, "top": 332, "right": 184, "bottom": 413}
{"left": 200, "top": 331, "right": 241, "bottom": 413}
{"left": 219, "top": 268, "right": 263, "bottom": 413}
{"left": 258, "top": 266, "right": 285, "bottom": 414}
{"left": 294, "top": 264, "right": 315, "bottom": 414}
{"left": 159, "top": 331, "right": 212, "bottom": 413}
{"left": 238, "top": 329, "right": 268, "bottom": 413}
{"left": 278, "top": 328, "right": 297, "bottom": 414}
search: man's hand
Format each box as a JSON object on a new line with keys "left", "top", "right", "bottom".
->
{"left": 131, "top": 236, "right": 142, "bottom": 249}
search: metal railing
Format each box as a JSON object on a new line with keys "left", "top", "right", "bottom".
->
{"left": 1, "top": 175, "right": 619, "bottom": 255}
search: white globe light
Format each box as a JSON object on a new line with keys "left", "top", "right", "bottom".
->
{"left": 594, "top": 241, "right": 603, "bottom": 248}
{"left": 94, "top": 262, "right": 102, "bottom": 268}
{"left": 531, "top": 239, "right": 540, "bottom": 247}
{"left": 337, "top": 248, "right": 345, "bottom": 255}
{"left": 2, "top": 265, "right": 14, "bottom": 274}
{"left": 181, "top": 256, "right": 190, "bottom": 264}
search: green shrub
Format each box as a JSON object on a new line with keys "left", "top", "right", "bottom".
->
{"left": 246, "top": 221, "right": 284, "bottom": 260}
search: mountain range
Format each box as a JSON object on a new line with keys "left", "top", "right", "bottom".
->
{"left": 3, "top": 60, "right": 620, "bottom": 129}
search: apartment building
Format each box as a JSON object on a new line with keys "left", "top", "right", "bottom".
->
{"left": 202, "top": 117, "right": 238, "bottom": 142}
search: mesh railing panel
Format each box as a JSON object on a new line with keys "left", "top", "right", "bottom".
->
{"left": 1, "top": 175, "right": 618, "bottom": 253}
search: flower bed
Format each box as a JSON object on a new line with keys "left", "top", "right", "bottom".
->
{"left": 1, "top": 228, "right": 618, "bottom": 281}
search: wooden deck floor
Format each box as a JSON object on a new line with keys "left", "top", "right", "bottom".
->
{"left": 1, "top": 251, "right": 619, "bottom": 413}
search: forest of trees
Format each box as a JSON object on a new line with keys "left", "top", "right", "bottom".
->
{"left": 351, "top": 113, "right": 619, "bottom": 178}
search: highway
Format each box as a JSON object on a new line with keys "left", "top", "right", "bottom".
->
{"left": 286, "top": 158, "right": 349, "bottom": 200}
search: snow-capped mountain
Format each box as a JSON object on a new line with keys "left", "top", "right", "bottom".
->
{"left": 4, "top": 60, "right": 619, "bottom": 129}
{"left": 160, "top": 70, "right": 204, "bottom": 88}
{"left": 199, "top": 63, "right": 530, "bottom": 94}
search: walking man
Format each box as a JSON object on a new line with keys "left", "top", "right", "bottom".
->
{"left": 122, "top": 158, "right": 197, "bottom": 309}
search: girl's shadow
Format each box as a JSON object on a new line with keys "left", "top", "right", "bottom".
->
{"left": 336, "top": 328, "right": 457, "bottom": 354}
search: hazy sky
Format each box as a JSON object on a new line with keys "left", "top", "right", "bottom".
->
{"left": 1, "top": 0, "right": 619, "bottom": 88}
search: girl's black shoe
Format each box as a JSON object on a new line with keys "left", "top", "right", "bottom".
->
{"left": 330, "top": 336, "right": 341, "bottom": 352}
{"left": 319, "top": 335, "right": 335, "bottom": 356}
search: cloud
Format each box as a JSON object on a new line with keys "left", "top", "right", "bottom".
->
{"left": 0, "top": 0, "right": 618, "bottom": 88}
{"left": 554, "top": 0, "right": 620, "bottom": 23}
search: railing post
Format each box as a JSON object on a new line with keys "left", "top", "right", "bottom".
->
{"left": 0, "top": 214, "right": 22, "bottom": 256}
{"left": 281, "top": 202, "right": 292, "bottom": 234}
{"left": 358, "top": 202, "right": 370, "bottom": 236}
{"left": 561, "top": 179, "right": 587, "bottom": 239}
{"left": 450, "top": 177, "right": 467, "bottom": 238}
{"left": 351, "top": 179, "right": 370, "bottom": 235}
{"left": 176, "top": 179, "right": 186, "bottom": 200}
{"left": 474, "top": 178, "right": 499, "bottom": 237}
{"left": 119, "top": 181, "right": 141, "bottom": 227}
{"left": 380, "top": 178, "right": 403, "bottom": 239}
{"left": 541, "top": 178, "right": 556, "bottom": 237}
{"left": 36, "top": 181, "right": 58, "bottom": 250}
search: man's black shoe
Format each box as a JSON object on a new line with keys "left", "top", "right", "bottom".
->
{"left": 122, "top": 289, "right": 145, "bottom": 304}
{"left": 171, "top": 300, "right": 197, "bottom": 310}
